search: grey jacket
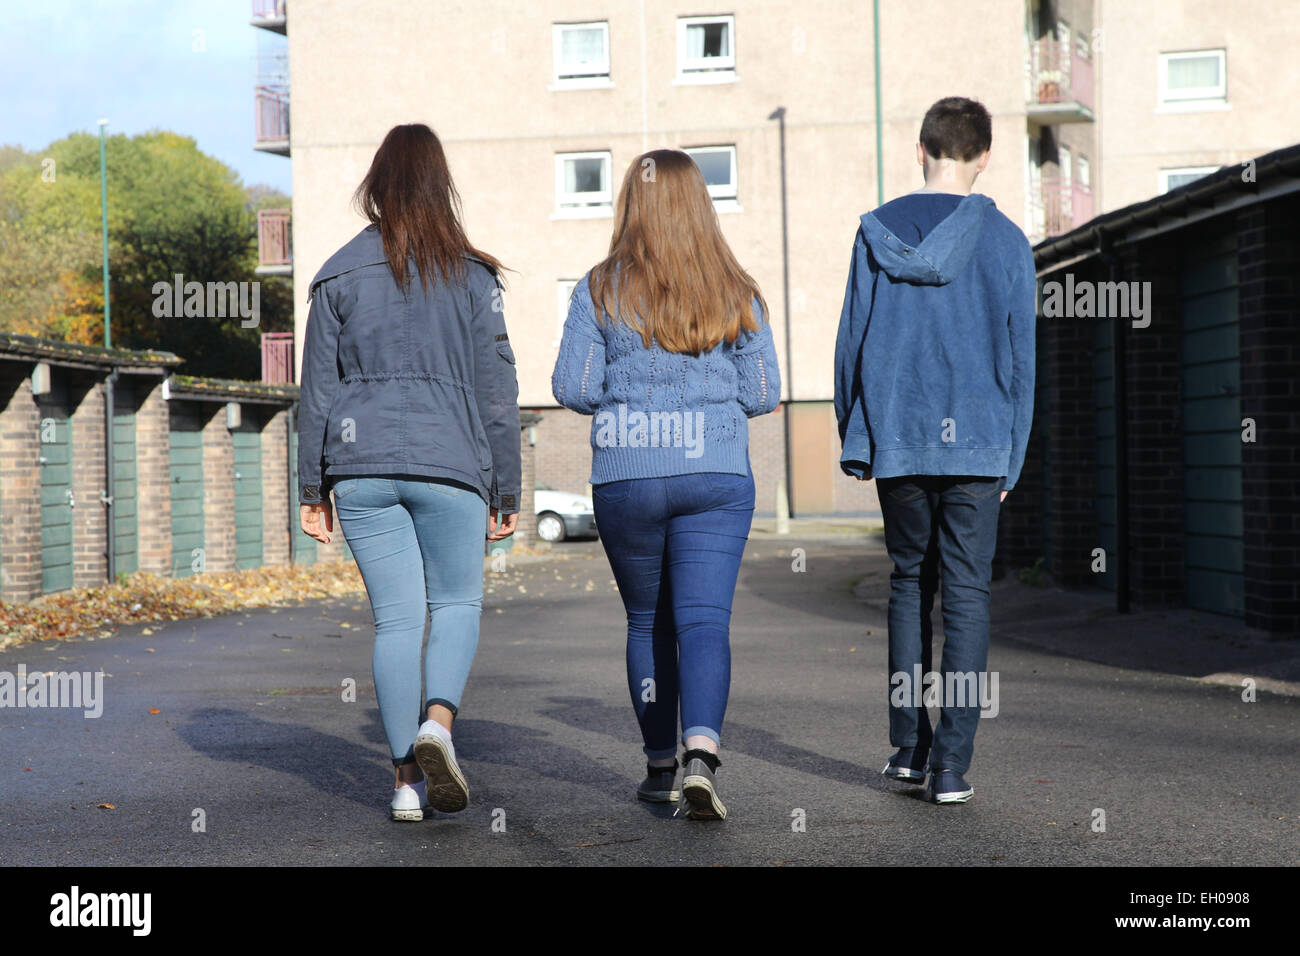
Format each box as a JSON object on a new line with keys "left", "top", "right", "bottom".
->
{"left": 297, "top": 224, "right": 521, "bottom": 513}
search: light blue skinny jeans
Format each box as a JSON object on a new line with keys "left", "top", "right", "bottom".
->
{"left": 332, "top": 476, "right": 487, "bottom": 766}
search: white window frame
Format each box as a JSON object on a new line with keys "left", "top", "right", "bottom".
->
{"left": 554, "top": 279, "right": 579, "bottom": 346}
{"left": 675, "top": 15, "right": 736, "bottom": 85}
{"left": 551, "top": 21, "right": 613, "bottom": 90}
{"left": 1058, "top": 145, "right": 1072, "bottom": 188}
{"left": 553, "top": 151, "right": 613, "bottom": 219}
{"left": 1076, "top": 154, "right": 1091, "bottom": 189}
{"left": 1158, "top": 49, "right": 1227, "bottom": 105}
{"left": 683, "top": 145, "right": 740, "bottom": 210}
{"left": 1158, "top": 165, "right": 1218, "bottom": 194}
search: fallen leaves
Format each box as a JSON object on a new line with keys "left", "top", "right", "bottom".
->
{"left": 97, "top": 803, "right": 116, "bottom": 810}
{"left": 0, "top": 562, "right": 365, "bottom": 649}
{"left": 148, "top": 708, "right": 161, "bottom": 715}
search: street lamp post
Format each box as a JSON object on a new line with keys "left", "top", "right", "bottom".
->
{"left": 768, "top": 106, "right": 794, "bottom": 526}
{"left": 98, "top": 119, "right": 116, "bottom": 583}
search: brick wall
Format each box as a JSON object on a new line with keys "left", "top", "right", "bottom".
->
{"left": 515, "top": 413, "right": 539, "bottom": 547}
{"left": 1120, "top": 240, "right": 1186, "bottom": 607}
{"left": 69, "top": 375, "right": 108, "bottom": 588}
{"left": 200, "top": 403, "right": 236, "bottom": 573}
{"left": 134, "top": 378, "right": 172, "bottom": 575}
{"left": 1237, "top": 195, "right": 1300, "bottom": 634}
{"left": 0, "top": 362, "right": 41, "bottom": 603}
{"left": 261, "top": 406, "right": 291, "bottom": 567}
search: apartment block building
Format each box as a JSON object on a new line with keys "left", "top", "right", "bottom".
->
{"left": 256, "top": 1, "right": 1285, "bottom": 517}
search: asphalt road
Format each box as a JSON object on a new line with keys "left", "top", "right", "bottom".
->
{"left": 2, "top": 531, "right": 1296, "bottom": 866}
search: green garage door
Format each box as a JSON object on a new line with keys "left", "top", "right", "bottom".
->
{"left": 169, "top": 402, "right": 205, "bottom": 577}
{"left": 38, "top": 375, "right": 74, "bottom": 594}
{"left": 113, "top": 381, "right": 139, "bottom": 577}
{"left": 233, "top": 413, "right": 264, "bottom": 569}
{"left": 1180, "top": 230, "right": 1243, "bottom": 617}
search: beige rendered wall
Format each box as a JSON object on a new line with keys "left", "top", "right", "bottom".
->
{"left": 287, "top": 0, "right": 1039, "bottom": 411}
{"left": 1097, "top": 0, "right": 1300, "bottom": 214}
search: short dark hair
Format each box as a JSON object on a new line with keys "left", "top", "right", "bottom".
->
{"left": 919, "top": 97, "right": 992, "bottom": 162}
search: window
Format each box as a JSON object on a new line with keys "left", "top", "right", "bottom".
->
{"left": 554, "top": 280, "right": 579, "bottom": 346}
{"left": 1076, "top": 154, "right": 1091, "bottom": 189}
{"left": 1159, "top": 166, "right": 1218, "bottom": 193}
{"left": 1059, "top": 145, "right": 1072, "bottom": 187}
{"left": 1159, "top": 50, "right": 1226, "bottom": 105}
{"left": 676, "top": 15, "right": 735, "bottom": 82}
{"left": 684, "top": 145, "right": 739, "bottom": 208}
{"left": 552, "top": 21, "right": 611, "bottom": 88}
{"left": 554, "top": 151, "right": 612, "bottom": 217}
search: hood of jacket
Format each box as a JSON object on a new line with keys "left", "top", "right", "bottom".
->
{"left": 859, "top": 192, "right": 995, "bottom": 286}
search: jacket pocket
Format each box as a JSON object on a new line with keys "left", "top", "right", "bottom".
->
{"left": 496, "top": 341, "right": 516, "bottom": 365}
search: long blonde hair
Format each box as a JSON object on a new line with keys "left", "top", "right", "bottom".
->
{"left": 589, "top": 149, "right": 766, "bottom": 355}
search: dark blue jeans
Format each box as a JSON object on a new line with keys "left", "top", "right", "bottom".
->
{"left": 592, "top": 471, "right": 755, "bottom": 759}
{"left": 877, "top": 475, "right": 1003, "bottom": 774}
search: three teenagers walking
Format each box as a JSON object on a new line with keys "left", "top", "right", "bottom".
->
{"left": 297, "top": 95, "right": 1034, "bottom": 821}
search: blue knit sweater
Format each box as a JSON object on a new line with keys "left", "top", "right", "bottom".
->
{"left": 551, "top": 274, "right": 781, "bottom": 484}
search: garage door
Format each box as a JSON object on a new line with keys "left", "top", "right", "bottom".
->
{"left": 1180, "top": 229, "right": 1243, "bottom": 617}
{"left": 169, "top": 402, "right": 205, "bottom": 577}
{"left": 233, "top": 413, "right": 264, "bottom": 570}
{"left": 38, "top": 375, "right": 73, "bottom": 594}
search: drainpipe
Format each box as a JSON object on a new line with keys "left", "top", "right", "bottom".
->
{"left": 1098, "top": 230, "right": 1129, "bottom": 613}
{"left": 873, "top": 0, "right": 884, "bottom": 206}
{"left": 104, "top": 369, "right": 117, "bottom": 583}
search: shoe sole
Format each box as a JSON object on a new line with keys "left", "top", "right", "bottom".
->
{"left": 637, "top": 787, "right": 682, "bottom": 803}
{"left": 413, "top": 734, "right": 469, "bottom": 813}
{"left": 681, "top": 773, "right": 727, "bottom": 820}
{"left": 882, "top": 763, "right": 928, "bottom": 783}
{"left": 390, "top": 806, "right": 426, "bottom": 822}
{"left": 929, "top": 787, "right": 974, "bottom": 804}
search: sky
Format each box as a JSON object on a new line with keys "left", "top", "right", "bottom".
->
{"left": 1, "top": 0, "right": 292, "bottom": 193}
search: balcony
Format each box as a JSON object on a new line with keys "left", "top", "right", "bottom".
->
{"left": 1027, "top": 40, "right": 1095, "bottom": 124}
{"left": 254, "top": 85, "right": 290, "bottom": 154}
{"left": 1027, "top": 176, "right": 1093, "bottom": 244}
{"left": 261, "top": 332, "right": 294, "bottom": 384}
{"left": 256, "top": 208, "right": 292, "bottom": 276}
{"left": 251, "top": 0, "right": 286, "bottom": 34}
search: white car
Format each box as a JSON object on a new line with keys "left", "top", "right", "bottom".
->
{"left": 534, "top": 483, "right": 597, "bottom": 542}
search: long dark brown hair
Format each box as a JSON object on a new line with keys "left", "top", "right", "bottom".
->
{"left": 589, "top": 149, "right": 766, "bottom": 355}
{"left": 353, "top": 123, "right": 503, "bottom": 291}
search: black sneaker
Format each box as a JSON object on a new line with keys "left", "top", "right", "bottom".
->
{"left": 925, "top": 768, "right": 974, "bottom": 804}
{"left": 882, "top": 746, "right": 930, "bottom": 783}
{"left": 636, "top": 760, "right": 681, "bottom": 803}
{"left": 680, "top": 749, "right": 726, "bottom": 820}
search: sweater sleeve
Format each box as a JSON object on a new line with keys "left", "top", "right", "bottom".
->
{"left": 550, "top": 278, "right": 607, "bottom": 415}
{"left": 1004, "top": 239, "right": 1038, "bottom": 491}
{"left": 297, "top": 279, "right": 342, "bottom": 504}
{"left": 729, "top": 298, "right": 781, "bottom": 418}
{"left": 833, "top": 231, "right": 872, "bottom": 476}
{"left": 471, "top": 267, "right": 522, "bottom": 513}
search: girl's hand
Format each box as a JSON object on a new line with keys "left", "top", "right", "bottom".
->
{"left": 300, "top": 502, "right": 333, "bottom": 544}
{"left": 1000, "top": 490, "right": 1009, "bottom": 502}
{"left": 487, "top": 509, "right": 518, "bottom": 542}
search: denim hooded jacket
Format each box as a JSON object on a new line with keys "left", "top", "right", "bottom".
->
{"left": 833, "top": 193, "right": 1036, "bottom": 489}
{"left": 297, "top": 224, "right": 521, "bottom": 512}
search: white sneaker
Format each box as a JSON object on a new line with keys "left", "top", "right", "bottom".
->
{"left": 390, "top": 779, "right": 428, "bottom": 822}
{"left": 413, "top": 720, "right": 469, "bottom": 813}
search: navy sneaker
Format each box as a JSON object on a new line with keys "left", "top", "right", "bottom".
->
{"left": 926, "top": 768, "right": 974, "bottom": 804}
{"left": 882, "top": 747, "right": 930, "bottom": 783}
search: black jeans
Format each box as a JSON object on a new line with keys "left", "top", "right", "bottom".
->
{"left": 876, "top": 475, "right": 1003, "bottom": 774}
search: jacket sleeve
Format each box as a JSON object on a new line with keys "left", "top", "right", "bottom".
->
{"left": 729, "top": 298, "right": 781, "bottom": 418}
{"left": 834, "top": 231, "right": 872, "bottom": 477}
{"left": 297, "top": 279, "right": 342, "bottom": 504}
{"left": 550, "top": 278, "right": 607, "bottom": 414}
{"left": 1004, "top": 240, "right": 1038, "bottom": 491}
{"left": 471, "top": 268, "right": 522, "bottom": 514}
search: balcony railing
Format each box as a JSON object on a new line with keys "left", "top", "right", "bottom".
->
{"left": 261, "top": 332, "right": 294, "bottom": 384}
{"left": 1028, "top": 40, "right": 1094, "bottom": 120}
{"left": 256, "top": 208, "right": 292, "bottom": 273}
{"left": 1028, "top": 176, "right": 1094, "bottom": 243}
{"left": 255, "top": 85, "right": 290, "bottom": 153}
{"left": 251, "top": 0, "right": 287, "bottom": 33}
